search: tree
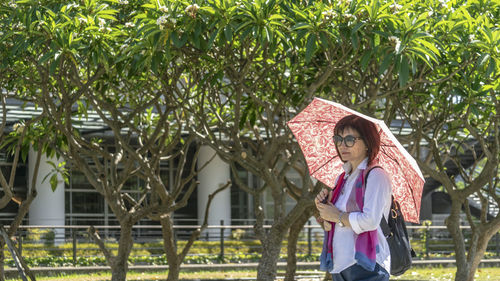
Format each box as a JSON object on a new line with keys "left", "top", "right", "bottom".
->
{"left": 2, "top": 0, "right": 498, "bottom": 281}
{"left": 387, "top": 0, "right": 499, "bottom": 280}
{"left": 175, "top": 0, "right": 497, "bottom": 279}
{"left": 0, "top": 1, "right": 222, "bottom": 280}
{"left": 0, "top": 99, "right": 37, "bottom": 281}
{"left": 167, "top": 0, "right": 449, "bottom": 279}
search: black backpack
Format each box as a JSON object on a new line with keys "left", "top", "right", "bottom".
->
{"left": 366, "top": 167, "right": 415, "bottom": 276}
{"left": 380, "top": 197, "right": 416, "bottom": 276}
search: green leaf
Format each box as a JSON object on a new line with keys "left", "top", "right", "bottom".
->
{"left": 224, "top": 25, "right": 232, "bottom": 42}
{"left": 374, "top": 33, "right": 380, "bottom": 47}
{"left": 38, "top": 50, "right": 56, "bottom": 65}
{"left": 399, "top": 56, "right": 409, "bottom": 87}
{"left": 486, "top": 58, "right": 496, "bottom": 77}
{"left": 292, "top": 22, "right": 311, "bottom": 31}
{"left": 379, "top": 53, "right": 393, "bottom": 75}
{"left": 305, "top": 33, "right": 316, "bottom": 63}
{"left": 477, "top": 53, "right": 490, "bottom": 68}
{"left": 318, "top": 32, "right": 329, "bottom": 49}
{"left": 50, "top": 174, "right": 59, "bottom": 192}
{"left": 360, "top": 50, "right": 372, "bottom": 71}
{"left": 416, "top": 39, "right": 440, "bottom": 58}
{"left": 351, "top": 32, "right": 359, "bottom": 50}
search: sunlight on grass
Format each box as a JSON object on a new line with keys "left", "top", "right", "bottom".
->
{"left": 6, "top": 270, "right": 257, "bottom": 281}
{"left": 392, "top": 267, "right": 500, "bottom": 281}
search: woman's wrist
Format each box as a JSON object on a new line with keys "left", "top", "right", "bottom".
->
{"left": 341, "top": 211, "right": 350, "bottom": 227}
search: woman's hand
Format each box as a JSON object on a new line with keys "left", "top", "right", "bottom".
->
{"left": 315, "top": 189, "right": 330, "bottom": 207}
{"left": 317, "top": 202, "right": 340, "bottom": 222}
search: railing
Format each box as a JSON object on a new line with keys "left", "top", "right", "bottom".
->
{"left": 3, "top": 223, "right": 500, "bottom": 265}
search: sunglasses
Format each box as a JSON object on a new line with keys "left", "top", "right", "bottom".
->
{"left": 333, "top": 135, "right": 363, "bottom": 147}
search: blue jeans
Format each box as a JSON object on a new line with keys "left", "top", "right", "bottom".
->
{"left": 331, "top": 263, "right": 389, "bottom": 281}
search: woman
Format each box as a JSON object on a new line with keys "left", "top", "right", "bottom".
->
{"left": 315, "top": 114, "right": 392, "bottom": 281}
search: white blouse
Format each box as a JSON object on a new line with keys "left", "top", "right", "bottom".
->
{"left": 330, "top": 158, "right": 392, "bottom": 274}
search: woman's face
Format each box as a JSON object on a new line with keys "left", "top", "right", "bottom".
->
{"left": 335, "top": 127, "right": 368, "bottom": 165}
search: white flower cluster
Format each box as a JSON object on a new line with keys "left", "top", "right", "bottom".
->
{"left": 9, "top": 1, "right": 17, "bottom": 8}
{"left": 343, "top": 13, "right": 354, "bottom": 21}
{"left": 159, "top": 5, "right": 169, "bottom": 13}
{"left": 157, "top": 15, "right": 167, "bottom": 29}
{"left": 322, "top": 9, "right": 336, "bottom": 21}
{"left": 156, "top": 13, "right": 177, "bottom": 29}
{"left": 185, "top": 4, "right": 200, "bottom": 18}
{"left": 67, "top": 2, "right": 79, "bottom": 9}
{"left": 118, "top": 0, "right": 129, "bottom": 4}
{"left": 388, "top": 36, "right": 401, "bottom": 52}
{"left": 438, "top": 0, "right": 448, "bottom": 9}
{"left": 390, "top": 3, "right": 402, "bottom": 12}
{"left": 13, "top": 123, "right": 25, "bottom": 134}
{"left": 13, "top": 23, "right": 25, "bottom": 30}
{"left": 98, "top": 18, "right": 112, "bottom": 32}
{"left": 36, "top": 20, "right": 46, "bottom": 31}
{"left": 124, "top": 22, "right": 135, "bottom": 28}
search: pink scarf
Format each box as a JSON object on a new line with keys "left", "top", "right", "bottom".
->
{"left": 320, "top": 169, "right": 379, "bottom": 272}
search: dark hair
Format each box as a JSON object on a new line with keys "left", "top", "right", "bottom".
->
{"left": 334, "top": 114, "right": 380, "bottom": 165}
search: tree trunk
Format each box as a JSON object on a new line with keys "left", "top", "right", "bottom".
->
{"left": 464, "top": 224, "right": 498, "bottom": 281}
{"left": 256, "top": 227, "right": 287, "bottom": 281}
{"left": 0, "top": 240, "right": 4, "bottom": 281}
{"left": 284, "top": 210, "right": 313, "bottom": 281}
{"left": 160, "top": 216, "right": 181, "bottom": 281}
{"left": 465, "top": 236, "right": 488, "bottom": 281}
{"left": 110, "top": 223, "right": 134, "bottom": 281}
{"left": 89, "top": 222, "right": 134, "bottom": 281}
{"left": 446, "top": 201, "right": 470, "bottom": 281}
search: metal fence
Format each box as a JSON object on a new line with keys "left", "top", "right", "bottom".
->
{"left": 4, "top": 223, "right": 500, "bottom": 263}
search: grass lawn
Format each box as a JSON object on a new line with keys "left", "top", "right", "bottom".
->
{"left": 5, "top": 267, "right": 500, "bottom": 280}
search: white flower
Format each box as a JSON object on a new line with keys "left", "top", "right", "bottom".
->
{"left": 159, "top": 5, "right": 168, "bottom": 13}
{"left": 344, "top": 13, "right": 354, "bottom": 20}
{"left": 124, "top": 22, "right": 135, "bottom": 28}
{"left": 388, "top": 36, "right": 398, "bottom": 43}
{"left": 13, "top": 123, "right": 25, "bottom": 134}
{"left": 388, "top": 36, "right": 401, "bottom": 52}
{"left": 157, "top": 15, "right": 168, "bottom": 29}
{"left": 185, "top": 4, "right": 199, "bottom": 13}
{"left": 13, "top": 23, "right": 25, "bottom": 30}
{"left": 9, "top": 1, "right": 17, "bottom": 8}
{"left": 99, "top": 26, "right": 112, "bottom": 33}
{"left": 118, "top": 0, "right": 129, "bottom": 4}
{"left": 185, "top": 4, "right": 200, "bottom": 18}
{"left": 395, "top": 40, "right": 401, "bottom": 52}
{"left": 67, "top": 3, "right": 79, "bottom": 9}
{"left": 78, "top": 17, "right": 88, "bottom": 24}
{"left": 390, "top": 3, "right": 402, "bottom": 12}
{"left": 322, "top": 9, "right": 335, "bottom": 20}
{"left": 99, "top": 18, "right": 106, "bottom": 28}
{"left": 438, "top": 0, "right": 447, "bottom": 9}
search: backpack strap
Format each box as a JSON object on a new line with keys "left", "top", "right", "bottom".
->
{"left": 380, "top": 197, "right": 394, "bottom": 238}
{"left": 363, "top": 166, "right": 392, "bottom": 238}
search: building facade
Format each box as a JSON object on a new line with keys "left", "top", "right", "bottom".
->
{"left": 0, "top": 144, "right": 304, "bottom": 240}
